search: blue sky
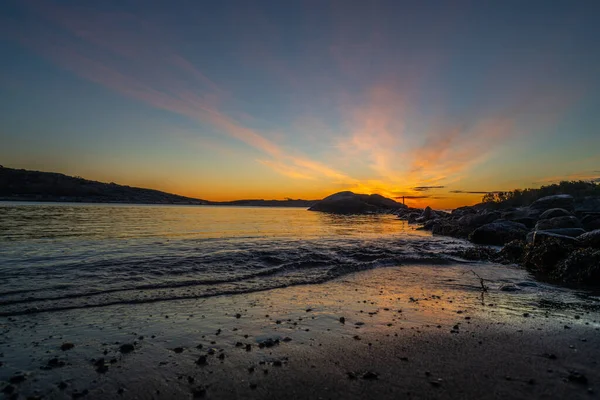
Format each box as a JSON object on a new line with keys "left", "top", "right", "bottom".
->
{"left": 1, "top": 0, "right": 599, "bottom": 206}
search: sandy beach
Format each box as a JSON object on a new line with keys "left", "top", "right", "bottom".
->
{"left": 1, "top": 263, "right": 598, "bottom": 399}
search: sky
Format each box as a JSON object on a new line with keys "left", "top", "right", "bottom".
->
{"left": 1, "top": 0, "right": 599, "bottom": 208}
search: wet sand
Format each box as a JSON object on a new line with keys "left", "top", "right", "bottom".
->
{"left": 1, "top": 264, "right": 599, "bottom": 399}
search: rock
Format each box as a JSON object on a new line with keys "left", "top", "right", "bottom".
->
{"left": 119, "top": 344, "right": 135, "bottom": 354}
{"left": 308, "top": 191, "right": 406, "bottom": 214}
{"left": 258, "top": 338, "right": 278, "bottom": 348}
{"left": 512, "top": 217, "right": 537, "bottom": 229}
{"left": 192, "top": 386, "right": 207, "bottom": 398}
{"left": 567, "top": 370, "right": 588, "bottom": 384}
{"left": 501, "top": 208, "right": 529, "bottom": 220}
{"left": 407, "top": 212, "right": 421, "bottom": 224}
{"left": 536, "top": 228, "right": 586, "bottom": 238}
{"left": 452, "top": 206, "right": 477, "bottom": 217}
{"left": 556, "top": 248, "right": 600, "bottom": 284}
{"left": 9, "top": 374, "right": 26, "bottom": 384}
{"left": 419, "top": 219, "right": 438, "bottom": 230}
{"left": 535, "top": 216, "right": 582, "bottom": 231}
{"left": 499, "top": 284, "right": 521, "bottom": 292}
{"left": 581, "top": 214, "right": 600, "bottom": 231}
{"left": 362, "top": 371, "right": 379, "bottom": 380}
{"left": 497, "top": 240, "right": 526, "bottom": 263}
{"left": 421, "top": 206, "right": 433, "bottom": 220}
{"left": 574, "top": 196, "right": 600, "bottom": 213}
{"left": 528, "top": 231, "right": 579, "bottom": 246}
{"left": 539, "top": 208, "right": 572, "bottom": 220}
{"left": 530, "top": 195, "right": 574, "bottom": 212}
{"left": 458, "top": 211, "right": 501, "bottom": 228}
{"left": 523, "top": 237, "right": 575, "bottom": 275}
{"left": 195, "top": 355, "right": 207, "bottom": 365}
{"left": 2, "top": 385, "right": 15, "bottom": 394}
{"left": 578, "top": 229, "right": 600, "bottom": 248}
{"left": 60, "top": 342, "right": 75, "bottom": 351}
{"left": 469, "top": 221, "right": 529, "bottom": 245}
{"left": 431, "top": 221, "right": 473, "bottom": 239}
{"left": 450, "top": 246, "right": 498, "bottom": 261}
{"left": 45, "top": 357, "right": 66, "bottom": 369}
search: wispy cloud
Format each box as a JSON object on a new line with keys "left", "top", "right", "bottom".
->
{"left": 450, "top": 190, "right": 496, "bottom": 194}
{"left": 13, "top": 1, "right": 358, "bottom": 185}
{"left": 413, "top": 186, "right": 445, "bottom": 192}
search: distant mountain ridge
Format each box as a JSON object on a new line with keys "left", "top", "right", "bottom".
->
{"left": 0, "top": 166, "right": 317, "bottom": 207}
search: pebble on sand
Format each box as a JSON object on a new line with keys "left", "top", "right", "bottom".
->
{"left": 60, "top": 342, "right": 75, "bottom": 351}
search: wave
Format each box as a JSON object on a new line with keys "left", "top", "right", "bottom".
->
{"left": 0, "top": 246, "right": 468, "bottom": 317}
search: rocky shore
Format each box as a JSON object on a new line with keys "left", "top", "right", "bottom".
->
{"left": 398, "top": 194, "right": 600, "bottom": 286}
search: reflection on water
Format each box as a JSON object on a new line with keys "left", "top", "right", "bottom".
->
{"left": 0, "top": 203, "right": 430, "bottom": 242}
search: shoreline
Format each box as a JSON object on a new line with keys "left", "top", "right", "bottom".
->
{"left": 1, "top": 264, "right": 598, "bottom": 399}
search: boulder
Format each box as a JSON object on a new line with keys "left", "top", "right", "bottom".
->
{"left": 534, "top": 216, "right": 582, "bottom": 231}
{"left": 308, "top": 191, "right": 406, "bottom": 214}
{"left": 419, "top": 219, "right": 438, "bottom": 230}
{"left": 431, "top": 221, "right": 473, "bottom": 239}
{"left": 452, "top": 206, "right": 477, "bottom": 217}
{"left": 468, "top": 220, "right": 529, "bottom": 246}
{"left": 530, "top": 194, "right": 574, "bottom": 212}
{"left": 457, "top": 211, "right": 501, "bottom": 228}
{"left": 555, "top": 248, "right": 600, "bottom": 284}
{"left": 523, "top": 237, "right": 575, "bottom": 275}
{"left": 578, "top": 229, "right": 600, "bottom": 249}
{"left": 536, "top": 228, "right": 586, "bottom": 238}
{"left": 407, "top": 212, "right": 421, "bottom": 223}
{"left": 581, "top": 214, "right": 600, "bottom": 231}
{"left": 529, "top": 231, "right": 580, "bottom": 246}
{"left": 501, "top": 207, "right": 536, "bottom": 221}
{"left": 497, "top": 240, "right": 527, "bottom": 264}
{"left": 574, "top": 196, "right": 600, "bottom": 213}
{"left": 539, "top": 208, "right": 571, "bottom": 220}
{"left": 512, "top": 217, "right": 537, "bottom": 229}
{"left": 421, "top": 206, "right": 433, "bottom": 220}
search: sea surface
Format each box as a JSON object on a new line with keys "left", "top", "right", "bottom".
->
{"left": 0, "top": 203, "right": 483, "bottom": 316}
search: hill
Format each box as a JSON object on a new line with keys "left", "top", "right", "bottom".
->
{"left": 0, "top": 166, "right": 317, "bottom": 207}
{"left": 0, "top": 166, "right": 210, "bottom": 205}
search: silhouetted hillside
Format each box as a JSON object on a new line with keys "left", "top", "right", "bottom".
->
{"left": 0, "top": 166, "right": 209, "bottom": 204}
{"left": 0, "top": 166, "right": 317, "bottom": 207}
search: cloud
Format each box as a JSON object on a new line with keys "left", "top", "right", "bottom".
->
{"left": 449, "top": 190, "right": 497, "bottom": 194}
{"left": 413, "top": 186, "right": 445, "bottom": 192}
{"left": 395, "top": 195, "right": 448, "bottom": 200}
{"left": 13, "top": 1, "right": 359, "bottom": 185}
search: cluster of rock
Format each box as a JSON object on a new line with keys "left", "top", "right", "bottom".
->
{"left": 399, "top": 194, "right": 600, "bottom": 285}
{"left": 308, "top": 191, "right": 407, "bottom": 214}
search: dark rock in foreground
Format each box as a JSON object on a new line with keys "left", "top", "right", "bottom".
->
{"left": 578, "top": 229, "right": 600, "bottom": 249}
{"left": 469, "top": 221, "right": 529, "bottom": 246}
{"left": 556, "top": 248, "right": 600, "bottom": 283}
{"left": 308, "top": 191, "right": 407, "bottom": 214}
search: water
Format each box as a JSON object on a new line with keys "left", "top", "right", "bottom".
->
{"left": 0, "top": 203, "right": 478, "bottom": 316}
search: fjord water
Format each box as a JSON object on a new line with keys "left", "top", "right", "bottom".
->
{"left": 0, "top": 203, "right": 473, "bottom": 316}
